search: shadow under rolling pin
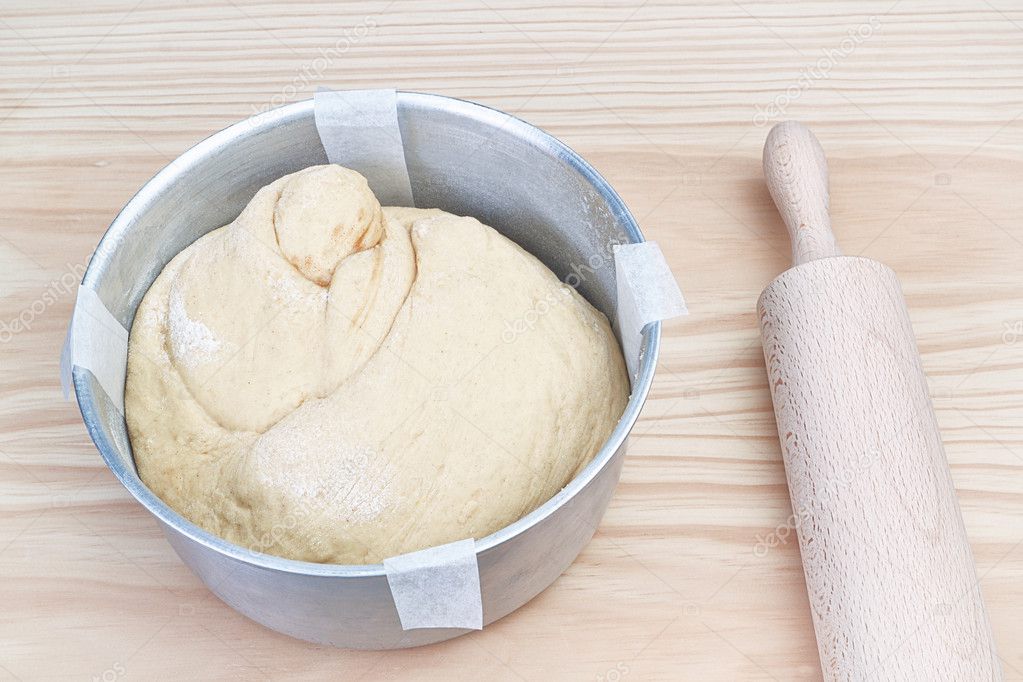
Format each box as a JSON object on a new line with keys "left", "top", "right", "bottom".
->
{"left": 757, "top": 121, "right": 1001, "bottom": 681}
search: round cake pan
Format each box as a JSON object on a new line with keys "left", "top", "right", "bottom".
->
{"left": 72, "top": 92, "right": 661, "bottom": 649}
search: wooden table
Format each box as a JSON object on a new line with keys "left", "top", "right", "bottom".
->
{"left": 2, "top": 1, "right": 1021, "bottom": 679}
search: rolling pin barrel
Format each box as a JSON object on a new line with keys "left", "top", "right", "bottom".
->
{"left": 758, "top": 122, "right": 1000, "bottom": 680}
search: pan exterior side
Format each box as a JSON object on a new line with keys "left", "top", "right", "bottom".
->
{"left": 758, "top": 256, "right": 1000, "bottom": 681}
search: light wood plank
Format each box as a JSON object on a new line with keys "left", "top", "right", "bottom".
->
{"left": 1, "top": 1, "right": 1021, "bottom": 679}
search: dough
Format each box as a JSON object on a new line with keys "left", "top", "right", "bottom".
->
{"left": 125, "top": 165, "right": 629, "bottom": 564}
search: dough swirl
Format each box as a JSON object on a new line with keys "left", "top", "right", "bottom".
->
{"left": 126, "top": 165, "right": 629, "bottom": 564}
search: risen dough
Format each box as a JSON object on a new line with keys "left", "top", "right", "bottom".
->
{"left": 125, "top": 165, "right": 629, "bottom": 564}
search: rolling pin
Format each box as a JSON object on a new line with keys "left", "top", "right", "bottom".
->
{"left": 757, "top": 121, "right": 1001, "bottom": 680}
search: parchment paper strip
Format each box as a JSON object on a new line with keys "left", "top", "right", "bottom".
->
{"left": 314, "top": 88, "right": 415, "bottom": 206}
{"left": 383, "top": 538, "right": 483, "bottom": 631}
{"left": 60, "top": 284, "right": 129, "bottom": 414}
{"left": 614, "top": 242, "right": 688, "bottom": 381}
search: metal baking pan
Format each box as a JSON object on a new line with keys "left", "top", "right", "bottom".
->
{"left": 71, "top": 92, "right": 661, "bottom": 649}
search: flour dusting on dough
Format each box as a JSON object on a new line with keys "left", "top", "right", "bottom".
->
{"left": 167, "top": 290, "right": 225, "bottom": 367}
{"left": 267, "top": 272, "right": 327, "bottom": 308}
{"left": 251, "top": 415, "right": 397, "bottom": 525}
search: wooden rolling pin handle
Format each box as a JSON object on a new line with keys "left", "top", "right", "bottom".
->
{"left": 762, "top": 121, "right": 841, "bottom": 265}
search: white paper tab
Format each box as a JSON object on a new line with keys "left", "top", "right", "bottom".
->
{"left": 383, "top": 538, "right": 483, "bottom": 631}
{"left": 613, "top": 242, "right": 687, "bottom": 381}
{"left": 60, "top": 284, "right": 129, "bottom": 413}
{"left": 314, "top": 88, "right": 415, "bottom": 206}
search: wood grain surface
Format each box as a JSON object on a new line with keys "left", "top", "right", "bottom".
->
{"left": 1, "top": 1, "right": 1021, "bottom": 679}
